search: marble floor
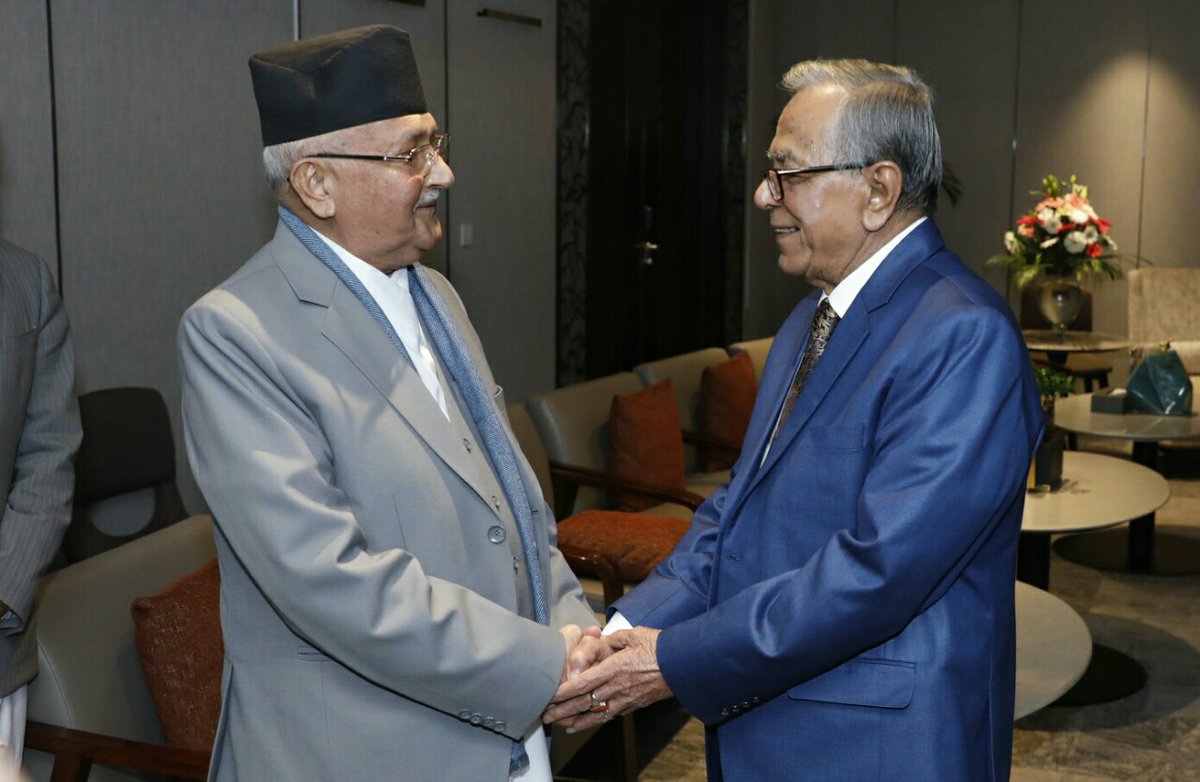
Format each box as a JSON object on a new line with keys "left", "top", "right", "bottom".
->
{"left": 566, "top": 441, "right": 1200, "bottom": 781}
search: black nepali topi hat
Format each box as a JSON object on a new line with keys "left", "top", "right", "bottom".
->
{"left": 249, "top": 25, "right": 427, "bottom": 146}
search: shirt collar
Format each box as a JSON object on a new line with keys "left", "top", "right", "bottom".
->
{"left": 824, "top": 216, "right": 927, "bottom": 316}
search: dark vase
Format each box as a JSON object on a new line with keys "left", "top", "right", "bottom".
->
{"left": 1033, "top": 424, "right": 1065, "bottom": 491}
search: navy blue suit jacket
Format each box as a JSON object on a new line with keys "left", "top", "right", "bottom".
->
{"left": 614, "top": 220, "right": 1042, "bottom": 781}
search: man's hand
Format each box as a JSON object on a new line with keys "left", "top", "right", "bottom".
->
{"left": 544, "top": 627, "right": 671, "bottom": 731}
{"left": 559, "top": 624, "right": 606, "bottom": 684}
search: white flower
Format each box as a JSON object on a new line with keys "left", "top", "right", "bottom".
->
{"left": 1082, "top": 226, "right": 1099, "bottom": 244}
{"left": 1004, "top": 230, "right": 1021, "bottom": 254}
{"left": 1038, "top": 209, "right": 1062, "bottom": 234}
{"left": 1068, "top": 208, "right": 1090, "bottom": 225}
{"left": 1040, "top": 237, "right": 1059, "bottom": 249}
{"left": 1064, "top": 231, "right": 1087, "bottom": 253}
{"left": 1107, "top": 238, "right": 1118, "bottom": 252}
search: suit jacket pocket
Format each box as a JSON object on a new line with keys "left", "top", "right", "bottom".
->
{"left": 786, "top": 657, "right": 915, "bottom": 709}
{"left": 296, "top": 643, "right": 334, "bottom": 662}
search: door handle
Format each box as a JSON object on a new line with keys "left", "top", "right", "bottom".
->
{"left": 635, "top": 241, "right": 658, "bottom": 266}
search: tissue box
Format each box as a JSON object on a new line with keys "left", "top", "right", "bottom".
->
{"left": 1091, "top": 387, "right": 1131, "bottom": 414}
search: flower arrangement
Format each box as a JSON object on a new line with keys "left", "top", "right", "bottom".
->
{"left": 988, "top": 174, "right": 1127, "bottom": 290}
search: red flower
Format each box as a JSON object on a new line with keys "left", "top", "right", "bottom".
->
{"left": 1096, "top": 218, "right": 1112, "bottom": 235}
{"left": 1087, "top": 243, "right": 1103, "bottom": 258}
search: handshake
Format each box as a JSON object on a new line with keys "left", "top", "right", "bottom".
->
{"left": 546, "top": 624, "right": 673, "bottom": 732}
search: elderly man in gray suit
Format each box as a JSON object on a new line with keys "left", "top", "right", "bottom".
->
{"left": 0, "top": 238, "right": 80, "bottom": 774}
{"left": 179, "top": 26, "right": 604, "bottom": 781}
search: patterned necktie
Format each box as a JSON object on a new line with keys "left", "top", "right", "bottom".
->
{"left": 775, "top": 298, "right": 840, "bottom": 434}
{"left": 277, "top": 207, "right": 545, "bottom": 774}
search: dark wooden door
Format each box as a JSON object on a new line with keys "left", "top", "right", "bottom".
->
{"left": 584, "top": 0, "right": 730, "bottom": 378}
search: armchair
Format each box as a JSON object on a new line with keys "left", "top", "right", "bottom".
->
{"left": 25, "top": 515, "right": 216, "bottom": 782}
{"left": 525, "top": 373, "right": 703, "bottom": 520}
{"left": 64, "top": 387, "right": 188, "bottom": 564}
{"left": 1128, "top": 267, "right": 1200, "bottom": 373}
{"left": 633, "top": 348, "right": 742, "bottom": 480}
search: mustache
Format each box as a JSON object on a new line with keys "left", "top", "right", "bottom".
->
{"left": 415, "top": 188, "right": 441, "bottom": 209}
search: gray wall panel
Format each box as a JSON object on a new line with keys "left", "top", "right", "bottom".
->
{"left": 744, "top": 0, "right": 896, "bottom": 340}
{"left": 446, "top": 0, "right": 556, "bottom": 402}
{"left": 52, "top": 0, "right": 293, "bottom": 511}
{"left": 1140, "top": 0, "right": 1200, "bottom": 268}
{"left": 896, "top": 0, "right": 1020, "bottom": 290}
{"left": 742, "top": 0, "right": 784, "bottom": 340}
{"left": 0, "top": 2, "right": 57, "bottom": 273}
{"left": 1013, "top": 1, "right": 1148, "bottom": 337}
{"left": 301, "top": 0, "right": 449, "bottom": 273}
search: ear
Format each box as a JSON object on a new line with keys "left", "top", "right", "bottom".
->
{"left": 861, "top": 161, "right": 903, "bottom": 232}
{"left": 289, "top": 159, "right": 338, "bottom": 219}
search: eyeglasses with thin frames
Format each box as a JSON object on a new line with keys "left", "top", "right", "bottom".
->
{"left": 310, "top": 133, "right": 449, "bottom": 177}
{"left": 761, "top": 162, "right": 869, "bottom": 201}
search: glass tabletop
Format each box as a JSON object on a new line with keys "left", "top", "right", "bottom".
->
{"left": 1023, "top": 330, "right": 1131, "bottom": 354}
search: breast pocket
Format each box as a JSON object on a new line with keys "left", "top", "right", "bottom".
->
{"left": 777, "top": 424, "right": 867, "bottom": 530}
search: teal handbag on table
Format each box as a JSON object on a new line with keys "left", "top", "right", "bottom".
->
{"left": 1126, "top": 349, "right": 1193, "bottom": 415}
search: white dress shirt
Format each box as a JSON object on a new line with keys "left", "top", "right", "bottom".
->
{"left": 313, "top": 232, "right": 450, "bottom": 420}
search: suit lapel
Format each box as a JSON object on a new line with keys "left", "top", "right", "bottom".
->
{"left": 748, "top": 305, "right": 868, "bottom": 493}
{"left": 270, "top": 224, "right": 500, "bottom": 512}
{"left": 728, "top": 219, "right": 948, "bottom": 512}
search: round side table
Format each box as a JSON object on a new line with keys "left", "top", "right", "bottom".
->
{"left": 1014, "top": 582, "right": 1091, "bottom": 719}
{"left": 1018, "top": 451, "right": 1169, "bottom": 589}
{"left": 1051, "top": 391, "right": 1200, "bottom": 574}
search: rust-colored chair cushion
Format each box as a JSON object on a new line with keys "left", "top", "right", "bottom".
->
{"left": 699, "top": 351, "right": 758, "bottom": 470}
{"left": 130, "top": 559, "right": 223, "bottom": 753}
{"left": 557, "top": 510, "right": 689, "bottom": 582}
{"left": 609, "top": 379, "right": 687, "bottom": 511}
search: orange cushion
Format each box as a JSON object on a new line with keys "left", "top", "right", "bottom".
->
{"left": 131, "top": 559, "right": 223, "bottom": 753}
{"left": 699, "top": 352, "right": 758, "bottom": 470}
{"left": 558, "top": 510, "right": 689, "bottom": 581}
{"left": 609, "top": 379, "right": 687, "bottom": 511}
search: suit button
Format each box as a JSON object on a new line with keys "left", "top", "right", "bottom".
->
{"left": 458, "top": 710, "right": 471, "bottom": 720}
{"left": 495, "top": 720, "right": 507, "bottom": 732}
{"left": 741, "top": 701, "right": 751, "bottom": 709}
{"left": 470, "top": 713, "right": 483, "bottom": 725}
{"left": 483, "top": 716, "right": 495, "bottom": 728}
{"left": 720, "top": 708, "right": 730, "bottom": 717}
{"left": 730, "top": 705, "right": 741, "bottom": 714}
{"left": 751, "top": 696, "right": 760, "bottom": 704}
{"left": 488, "top": 526, "right": 506, "bottom": 544}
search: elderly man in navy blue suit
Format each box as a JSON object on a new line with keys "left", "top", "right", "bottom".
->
{"left": 547, "top": 59, "right": 1041, "bottom": 781}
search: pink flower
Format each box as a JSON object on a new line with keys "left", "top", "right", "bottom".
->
{"left": 1063, "top": 192, "right": 1089, "bottom": 210}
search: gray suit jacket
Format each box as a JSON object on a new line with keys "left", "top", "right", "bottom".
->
{"left": 0, "top": 239, "right": 80, "bottom": 697}
{"left": 179, "top": 222, "right": 594, "bottom": 781}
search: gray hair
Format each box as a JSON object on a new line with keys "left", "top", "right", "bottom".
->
{"left": 781, "top": 59, "right": 942, "bottom": 213}
{"left": 261, "top": 127, "right": 349, "bottom": 197}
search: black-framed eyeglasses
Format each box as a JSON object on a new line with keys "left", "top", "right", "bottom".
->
{"left": 310, "top": 133, "right": 449, "bottom": 176}
{"left": 761, "top": 162, "right": 868, "bottom": 200}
